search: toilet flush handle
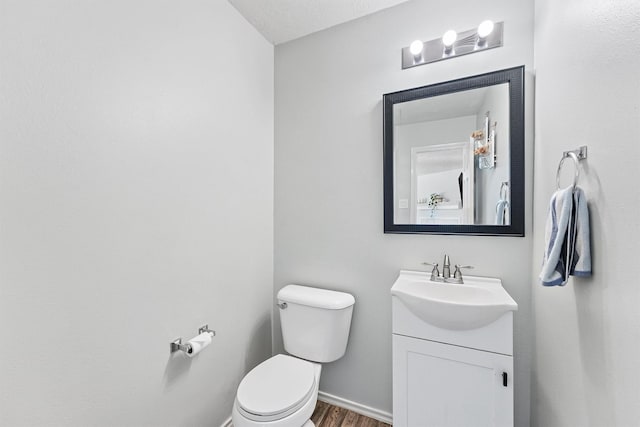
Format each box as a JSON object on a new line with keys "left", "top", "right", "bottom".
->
{"left": 276, "top": 302, "right": 288, "bottom": 309}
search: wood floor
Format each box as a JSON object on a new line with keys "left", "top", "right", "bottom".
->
{"left": 311, "top": 401, "right": 391, "bottom": 427}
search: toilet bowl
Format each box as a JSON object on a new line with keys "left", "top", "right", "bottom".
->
{"left": 232, "top": 284, "right": 355, "bottom": 427}
{"left": 232, "top": 355, "right": 320, "bottom": 427}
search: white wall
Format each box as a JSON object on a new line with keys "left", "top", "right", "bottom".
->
{"left": 274, "top": 0, "right": 534, "bottom": 425}
{"left": 531, "top": 0, "right": 640, "bottom": 426}
{"left": 475, "top": 84, "right": 510, "bottom": 224}
{"left": 0, "top": 1, "right": 273, "bottom": 426}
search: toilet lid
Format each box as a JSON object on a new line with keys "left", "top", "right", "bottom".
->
{"left": 237, "top": 354, "right": 316, "bottom": 419}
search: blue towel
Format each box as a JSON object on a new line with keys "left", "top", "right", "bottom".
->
{"left": 570, "top": 188, "right": 592, "bottom": 277}
{"left": 540, "top": 186, "right": 592, "bottom": 286}
{"left": 495, "top": 199, "right": 509, "bottom": 225}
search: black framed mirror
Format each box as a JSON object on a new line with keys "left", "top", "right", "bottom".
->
{"left": 383, "top": 66, "right": 525, "bottom": 236}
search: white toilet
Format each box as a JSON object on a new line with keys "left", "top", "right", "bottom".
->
{"left": 232, "top": 284, "right": 355, "bottom": 427}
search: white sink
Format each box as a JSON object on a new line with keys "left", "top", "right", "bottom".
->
{"left": 391, "top": 270, "right": 517, "bottom": 330}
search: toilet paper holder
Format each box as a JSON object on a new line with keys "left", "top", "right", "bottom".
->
{"left": 170, "top": 324, "right": 216, "bottom": 354}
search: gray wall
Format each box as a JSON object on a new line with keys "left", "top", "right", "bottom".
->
{"left": 0, "top": 1, "right": 273, "bottom": 426}
{"left": 274, "top": 0, "right": 534, "bottom": 425}
{"left": 531, "top": 0, "right": 640, "bottom": 426}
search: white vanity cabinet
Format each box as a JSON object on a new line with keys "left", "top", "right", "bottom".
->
{"left": 392, "top": 334, "right": 513, "bottom": 427}
{"left": 391, "top": 272, "right": 516, "bottom": 427}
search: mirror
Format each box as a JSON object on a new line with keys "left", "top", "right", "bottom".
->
{"left": 383, "top": 66, "right": 525, "bottom": 236}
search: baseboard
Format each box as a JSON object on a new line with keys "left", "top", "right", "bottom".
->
{"left": 222, "top": 393, "right": 393, "bottom": 426}
{"left": 318, "top": 391, "right": 393, "bottom": 425}
{"left": 220, "top": 415, "right": 233, "bottom": 427}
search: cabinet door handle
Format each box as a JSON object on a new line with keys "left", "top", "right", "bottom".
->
{"left": 502, "top": 372, "right": 508, "bottom": 387}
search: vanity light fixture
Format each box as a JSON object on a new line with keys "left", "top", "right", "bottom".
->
{"left": 401, "top": 21, "right": 504, "bottom": 69}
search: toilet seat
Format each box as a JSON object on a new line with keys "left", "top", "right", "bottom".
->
{"left": 236, "top": 354, "right": 316, "bottom": 422}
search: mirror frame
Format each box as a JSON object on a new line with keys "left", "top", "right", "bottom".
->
{"left": 383, "top": 66, "right": 525, "bottom": 236}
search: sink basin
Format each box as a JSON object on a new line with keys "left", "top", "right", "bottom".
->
{"left": 391, "top": 270, "right": 517, "bottom": 330}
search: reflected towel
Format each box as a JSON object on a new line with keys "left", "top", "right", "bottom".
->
{"left": 495, "top": 199, "right": 509, "bottom": 225}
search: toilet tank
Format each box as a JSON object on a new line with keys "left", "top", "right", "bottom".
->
{"left": 277, "top": 285, "right": 355, "bottom": 363}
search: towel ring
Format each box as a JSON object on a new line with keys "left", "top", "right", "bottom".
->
{"left": 556, "top": 151, "right": 580, "bottom": 190}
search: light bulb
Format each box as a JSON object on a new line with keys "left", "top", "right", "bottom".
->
{"left": 409, "top": 40, "right": 424, "bottom": 56}
{"left": 442, "top": 30, "right": 457, "bottom": 48}
{"left": 477, "top": 20, "right": 495, "bottom": 39}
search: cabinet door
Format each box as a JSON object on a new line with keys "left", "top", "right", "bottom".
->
{"left": 393, "top": 334, "right": 513, "bottom": 427}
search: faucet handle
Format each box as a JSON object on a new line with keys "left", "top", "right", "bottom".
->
{"left": 422, "top": 262, "right": 440, "bottom": 281}
{"left": 453, "top": 264, "right": 474, "bottom": 279}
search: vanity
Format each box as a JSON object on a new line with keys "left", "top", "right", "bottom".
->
{"left": 384, "top": 67, "right": 525, "bottom": 424}
{"left": 391, "top": 270, "right": 517, "bottom": 427}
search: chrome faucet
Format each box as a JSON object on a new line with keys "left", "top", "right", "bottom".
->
{"left": 423, "top": 255, "right": 473, "bottom": 284}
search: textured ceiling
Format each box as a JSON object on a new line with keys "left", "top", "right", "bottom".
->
{"left": 228, "top": 0, "right": 412, "bottom": 45}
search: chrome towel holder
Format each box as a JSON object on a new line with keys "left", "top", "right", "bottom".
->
{"left": 556, "top": 146, "right": 587, "bottom": 190}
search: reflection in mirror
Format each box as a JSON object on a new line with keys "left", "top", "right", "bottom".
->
{"left": 383, "top": 66, "right": 524, "bottom": 236}
{"left": 394, "top": 84, "right": 509, "bottom": 225}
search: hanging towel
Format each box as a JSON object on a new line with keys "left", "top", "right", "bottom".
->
{"left": 540, "top": 186, "right": 591, "bottom": 286}
{"left": 495, "top": 199, "right": 509, "bottom": 225}
{"left": 540, "top": 186, "right": 574, "bottom": 286}
{"left": 569, "top": 188, "right": 592, "bottom": 277}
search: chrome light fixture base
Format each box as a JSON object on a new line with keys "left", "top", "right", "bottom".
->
{"left": 402, "top": 21, "right": 504, "bottom": 69}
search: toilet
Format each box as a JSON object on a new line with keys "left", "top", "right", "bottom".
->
{"left": 232, "top": 284, "right": 355, "bottom": 427}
